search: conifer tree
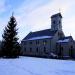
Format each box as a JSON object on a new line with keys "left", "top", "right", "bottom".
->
{"left": 1, "top": 14, "right": 20, "bottom": 58}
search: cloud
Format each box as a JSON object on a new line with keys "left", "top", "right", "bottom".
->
{"left": 0, "top": 0, "right": 11, "bottom": 14}
{"left": 13, "top": 0, "right": 75, "bottom": 40}
{"left": 0, "top": 0, "right": 16, "bottom": 40}
{"left": 0, "top": 0, "right": 8, "bottom": 40}
{"left": 1, "top": 0, "right": 75, "bottom": 40}
{"left": 0, "top": 0, "right": 6, "bottom": 13}
{"left": 63, "top": 17, "right": 75, "bottom": 39}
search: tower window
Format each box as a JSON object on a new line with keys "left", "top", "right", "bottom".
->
{"left": 59, "top": 21, "right": 61, "bottom": 24}
{"left": 53, "top": 21, "right": 55, "bottom": 24}
{"left": 58, "top": 32, "right": 60, "bottom": 36}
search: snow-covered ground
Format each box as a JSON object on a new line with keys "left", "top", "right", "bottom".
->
{"left": 0, "top": 57, "right": 75, "bottom": 75}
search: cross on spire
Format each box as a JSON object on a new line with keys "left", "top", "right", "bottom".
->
{"left": 59, "top": 8, "right": 61, "bottom": 13}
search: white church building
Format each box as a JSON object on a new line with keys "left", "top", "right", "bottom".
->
{"left": 21, "top": 13, "right": 75, "bottom": 59}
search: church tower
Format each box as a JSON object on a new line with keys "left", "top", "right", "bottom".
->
{"left": 51, "top": 13, "right": 62, "bottom": 31}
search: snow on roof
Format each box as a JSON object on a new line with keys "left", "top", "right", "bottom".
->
{"left": 23, "top": 29, "right": 57, "bottom": 41}
{"left": 57, "top": 39, "right": 69, "bottom": 43}
{"left": 24, "top": 36, "right": 52, "bottom": 41}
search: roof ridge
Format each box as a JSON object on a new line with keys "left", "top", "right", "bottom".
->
{"left": 22, "top": 29, "right": 58, "bottom": 41}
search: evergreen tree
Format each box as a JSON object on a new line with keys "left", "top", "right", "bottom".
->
{"left": 1, "top": 15, "right": 21, "bottom": 58}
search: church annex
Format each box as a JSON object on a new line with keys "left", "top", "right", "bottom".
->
{"left": 21, "top": 13, "right": 75, "bottom": 58}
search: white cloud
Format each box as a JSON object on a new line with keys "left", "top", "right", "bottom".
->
{"left": 0, "top": 0, "right": 11, "bottom": 14}
{"left": 0, "top": 0, "right": 8, "bottom": 40}
{"left": 63, "top": 17, "right": 75, "bottom": 39}
{"left": 0, "top": 0, "right": 14, "bottom": 40}
{"left": 0, "top": 0, "right": 6, "bottom": 13}
{"left": 16, "top": 0, "right": 75, "bottom": 35}
{"left": 1, "top": 0, "right": 75, "bottom": 40}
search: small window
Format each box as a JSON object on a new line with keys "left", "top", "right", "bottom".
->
{"left": 36, "top": 40, "right": 39, "bottom": 45}
{"left": 24, "top": 42, "right": 27, "bottom": 45}
{"left": 71, "top": 46, "right": 73, "bottom": 48}
{"left": 24, "top": 47, "right": 26, "bottom": 52}
{"left": 36, "top": 48, "right": 38, "bottom": 53}
{"left": 69, "top": 46, "right": 73, "bottom": 57}
{"left": 30, "top": 41, "right": 32, "bottom": 44}
{"left": 70, "top": 46, "right": 73, "bottom": 51}
{"left": 43, "top": 40, "right": 47, "bottom": 45}
{"left": 61, "top": 47, "right": 63, "bottom": 50}
{"left": 30, "top": 48, "right": 32, "bottom": 52}
{"left": 44, "top": 47, "right": 46, "bottom": 53}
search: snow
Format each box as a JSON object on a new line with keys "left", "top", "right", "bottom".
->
{"left": 57, "top": 39, "right": 69, "bottom": 43}
{"left": 0, "top": 57, "right": 75, "bottom": 75}
{"left": 26, "top": 36, "right": 52, "bottom": 41}
{"left": 50, "top": 53, "right": 58, "bottom": 57}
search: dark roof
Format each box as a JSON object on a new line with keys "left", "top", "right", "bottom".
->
{"left": 57, "top": 36, "right": 73, "bottom": 43}
{"left": 51, "top": 13, "right": 62, "bottom": 18}
{"left": 22, "top": 29, "right": 57, "bottom": 41}
{"left": 59, "top": 36, "right": 72, "bottom": 40}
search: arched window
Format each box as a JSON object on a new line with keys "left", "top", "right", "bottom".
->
{"left": 30, "top": 48, "right": 32, "bottom": 52}
{"left": 69, "top": 46, "right": 73, "bottom": 58}
{"left": 36, "top": 48, "right": 38, "bottom": 53}
{"left": 59, "top": 20, "right": 61, "bottom": 24}
{"left": 30, "top": 41, "right": 32, "bottom": 44}
{"left": 36, "top": 40, "right": 39, "bottom": 45}
{"left": 44, "top": 47, "right": 46, "bottom": 53}
{"left": 24, "top": 47, "right": 26, "bottom": 52}
{"left": 58, "top": 45, "right": 63, "bottom": 57}
{"left": 71, "top": 46, "right": 73, "bottom": 50}
{"left": 43, "top": 40, "right": 47, "bottom": 45}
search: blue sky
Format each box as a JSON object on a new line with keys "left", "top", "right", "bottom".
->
{"left": 0, "top": 0, "right": 75, "bottom": 41}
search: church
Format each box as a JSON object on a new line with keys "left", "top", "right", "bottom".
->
{"left": 21, "top": 13, "right": 75, "bottom": 59}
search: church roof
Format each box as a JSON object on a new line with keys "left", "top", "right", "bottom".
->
{"left": 57, "top": 36, "right": 73, "bottom": 43}
{"left": 51, "top": 13, "right": 62, "bottom": 18}
{"left": 22, "top": 29, "right": 57, "bottom": 41}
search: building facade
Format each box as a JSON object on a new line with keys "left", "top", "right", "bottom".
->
{"left": 21, "top": 13, "right": 75, "bottom": 58}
